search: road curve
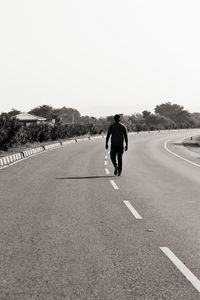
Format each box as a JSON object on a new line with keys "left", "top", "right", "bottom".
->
{"left": 0, "top": 129, "right": 200, "bottom": 299}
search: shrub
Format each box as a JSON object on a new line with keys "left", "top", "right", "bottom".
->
{"left": 0, "top": 114, "right": 22, "bottom": 150}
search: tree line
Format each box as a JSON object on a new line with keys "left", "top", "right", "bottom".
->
{"left": 0, "top": 102, "right": 200, "bottom": 151}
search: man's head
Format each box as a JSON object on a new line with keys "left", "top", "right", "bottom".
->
{"left": 114, "top": 114, "right": 120, "bottom": 123}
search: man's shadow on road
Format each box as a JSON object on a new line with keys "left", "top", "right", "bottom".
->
{"left": 56, "top": 175, "right": 115, "bottom": 180}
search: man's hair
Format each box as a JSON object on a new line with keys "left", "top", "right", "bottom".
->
{"left": 114, "top": 114, "right": 120, "bottom": 122}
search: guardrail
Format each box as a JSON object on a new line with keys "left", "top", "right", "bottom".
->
{"left": 44, "top": 142, "right": 61, "bottom": 150}
{"left": 0, "top": 135, "right": 104, "bottom": 168}
{"left": 22, "top": 146, "right": 44, "bottom": 157}
{"left": 0, "top": 153, "right": 23, "bottom": 167}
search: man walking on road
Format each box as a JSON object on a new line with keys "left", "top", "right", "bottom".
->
{"left": 105, "top": 114, "right": 128, "bottom": 176}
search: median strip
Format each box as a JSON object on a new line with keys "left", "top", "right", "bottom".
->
{"left": 164, "top": 140, "right": 200, "bottom": 168}
{"left": 160, "top": 247, "right": 200, "bottom": 293}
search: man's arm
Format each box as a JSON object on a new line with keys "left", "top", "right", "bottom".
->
{"left": 124, "top": 126, "right": 128, "bottom": 151}
{"left": 105, "top": 126, "right": 111, "bottom": 149}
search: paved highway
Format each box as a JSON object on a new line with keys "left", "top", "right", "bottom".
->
{"left": 0, "top": 129, "right": 200, "bottom": 299}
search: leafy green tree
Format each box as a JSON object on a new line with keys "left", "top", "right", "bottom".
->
{"left": 106, "top": 115, "right": 114, "bottom": 124}
{"left": 154, "top": 102, "right": 190, "bottom": 126}
{"left": 144, "top": 114, "right": 175, "bottom": 130}
{"left": 29, "top": 105, "right": 54, "bottom": 120}
{"left": 189, "top": 113, "right": 200, "bottom": 128}
{"left": 55, "top": 107, "right": 81, "bottom": 124}
{"left": 128, "top": 114, "right": 145, "bottom": 131}
{"left": 156, "top": 115, "right": 175, "bottom": 129}
{"left": 79, "top": 115, "right": 92, "bottom": 125}
{"left": 36, "top": 123, "right": 51, "bottom": 142}
{"left": 0, "top": 113, "right": 22, "bottom": 150}
{"left": 7, "top": 108, "right": 21, "bottom": 117}
{"left": 142, "top": 110, "right": 151, "bottom": 119}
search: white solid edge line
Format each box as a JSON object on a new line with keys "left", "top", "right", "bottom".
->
{"left": 164, "top": 140, "right": 200, "bottom": 168}
{"left": 110, "top": 180, "right": 119, "bottom": 190}
{"left": 104, "top": 160, "right": 108, "bottom": 165}
{"left": 105, "top": 168, "right": 110, "bottom": 175}
{"left": 123, "top": 201, "right": 143, "bottom": 219}
{"left": 160, "top": 247, "right": 200, "bottom": 293}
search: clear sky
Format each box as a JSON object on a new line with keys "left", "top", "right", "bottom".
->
{"left": 1, "top": 0, "right": 200, "bottom": 117}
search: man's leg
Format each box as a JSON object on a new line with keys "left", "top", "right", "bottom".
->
{"left": 117, "top": 146, "right": 124, "bottom": 175}
{"left": 110, "top": 147, "right": 118, "bottom": 175}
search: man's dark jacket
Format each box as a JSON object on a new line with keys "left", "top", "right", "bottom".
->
{"left": 106, "top": 122, "right": 128, "bottom": 147}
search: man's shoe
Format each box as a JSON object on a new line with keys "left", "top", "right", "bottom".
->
{"left": 114, "top": 166, "right": 118, "bottom": 175}
{"left": 118, "top": 170, "right": 122, "bottom": 176}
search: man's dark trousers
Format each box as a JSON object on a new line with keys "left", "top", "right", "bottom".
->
{"left": 110, "top": 145, "right": 124, "bottom": 174}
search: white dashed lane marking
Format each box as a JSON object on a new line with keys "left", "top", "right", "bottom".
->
{"left": 123, "top": 201, "right": 143, "bottom": 219}
{"left": 160, "top": 247, "right": 200, "bottom": 293}
{"left": 110, "top": 180, "right": 119, "bottom": 190}
{"left": 105, "top": 168, "right": 110, "bottom": 175}
{"left": 104, "top": 161, "right": 108, "bottom": 166}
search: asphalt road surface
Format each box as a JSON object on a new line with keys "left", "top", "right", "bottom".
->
{"left": 1, "top": 129, "right": 200, "bottom": 300}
